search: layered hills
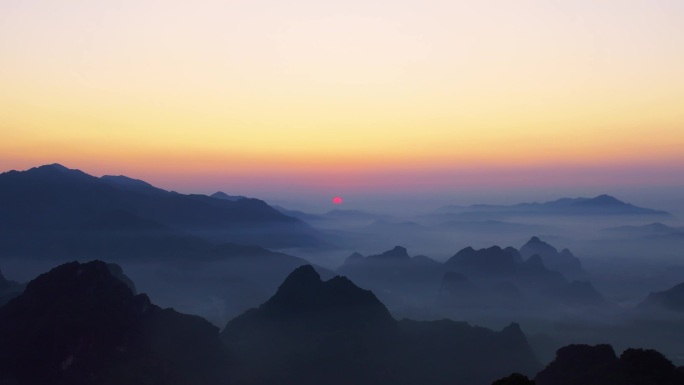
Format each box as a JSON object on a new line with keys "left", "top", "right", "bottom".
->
{"left": 2, "top": 260, "right": 681, "bottom": 385}
{"left": 0, "top": 164, "right": 323, "bottom": 253}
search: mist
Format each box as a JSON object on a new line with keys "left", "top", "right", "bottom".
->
{"left": 2, "top": 164, "right": 684, "bottom": 384}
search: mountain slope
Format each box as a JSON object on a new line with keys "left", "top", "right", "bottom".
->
{"left": 0, "top": 164, "right": 324, "bottom": 253}
{"left": 638, "top": 282, "right": 684, "bottom": 312}
{"left": 0, "top": 260, "right": 227, "bottom": 385}
{"left": 520, "top": 236, "right": 584, "bottom": 278}
{"left": 222, "top": 265, "right": 541, "bottom": 385}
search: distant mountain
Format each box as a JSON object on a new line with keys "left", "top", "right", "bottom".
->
{"left": 442, "top": 245, "right": 604, "bottom": 309}
{"left": 0, "top": 260, "right": 227, "bottom": 385}
{"left": 638, "top": 282, "right": 684, "bottom": 312}
{"left": 437, "top": 195, "right": 669, "bottom": 219}
{"left": 222, "top": 265, "right": 540, "bottom": 385}
{"left": 336, "top": 246, "right": 443, "bottom": 308}
{"left": 336, "top": 243, "right": 604, "bottom": 316}
{"left": 444, "top": 246, "right": 522, "bottom": 275}
{"left": 520, "top": 236, "right": 584, "bottom": 279}
{"left": 0, "top": 164, "right": 325, "bottom": 253}
{"left": 603, "top": 222, "right": 684, "bottom": 239}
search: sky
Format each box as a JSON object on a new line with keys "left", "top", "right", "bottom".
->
{"left": 1, "top": 1, "right": 683, "bottom": 212}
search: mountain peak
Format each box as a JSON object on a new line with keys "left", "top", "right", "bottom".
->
{"left": 226, "top": 265, "right": 395, "bottom": 333}
{"left": 528, "top": 236, "right": 542, "bottom": 244}
{"left": 46, "top": 163, "right": 70, "bottom": 171}
{"left": 587, "top": 194, "right": 624, "bottom": 205}
{"left": 279, "top": 264, "right": 321, "bottom": 288}
{"left": 521, "top": 236, "right": 557, "bottom": 254}
{"left": 211, "top": 191, "right": 247, "bottom": 201}
{"left": 0, "top": 260, "right": 226, "bottom": 384}
{"left": 640, "top": 282, "right": 684, "bottom": 311}
{"left": 375, "top": 246, "right": 410, "bottom": 259}
{"left": 26, "top": 163, "right": 93, "bottom": 180}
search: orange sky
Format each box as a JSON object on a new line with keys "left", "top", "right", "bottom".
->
{"left": 1, "top": 1, "right": 683, "bottom": 204}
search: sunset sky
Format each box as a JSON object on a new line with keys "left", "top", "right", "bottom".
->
{"left": 2, "top": 1, "right": 683, "bottom": 210}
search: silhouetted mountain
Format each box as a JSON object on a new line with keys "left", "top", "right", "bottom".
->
{"left": 211, "top": 191, "right": 247, "bottom": 201}
{"left": 224, "top": 265, "right": 394, "bottom": 335}
{"left": 100, "top": 174, "right": 164, "bottom": 194}
{"left": 222, "top": 265, "right": 541, "bottom": 385}
{"left": 639, "top": 282, "right": 684, "bottom": 312}
{"left": 0, "top": 268, "right": 24, "bottom": 306}
{"left": 520, "top": 237, "right": 584, "bottom": 279}
{"left": 368, "top": 245, "right": 410, "bottom": 259}
{"left": 342, "top": 251, "right": 366, "bottom": 265}
{"left": 0, "top": 260, "right": 227, "bottom": 385}
{"left": 222, "top": 265, "right": 397, "bottom": 384}
{"left": 337, "top": 246, "right": 443, "bottom": 308}
{"left": 534, "top": 344, "right": 684, "bottom": 385}
{"left": 0, "top": 164, "right": 324, "bottom": 253}
{"left": 437, "top": 195, "right": 669, "bottom": 219}
{"left": 106, "top": 262, "right": 137, "bottom": 294}
{"left": 444, "top": 246, "right": 522, "bottom": 275}
{"left": 492, "top": 373, "right": 535, "bottom": 385}
{"left": 119, "top": 243, "right": 334, "bottom": 326}
{"left": 442, "top": 245, "right": 605, "bottom": 310}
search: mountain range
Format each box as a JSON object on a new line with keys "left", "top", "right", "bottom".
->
{"left": 437, "top": 194, "right": 670, "bottom": 219}
{"left": 0, "top": 164, "right": 325, "bottom": 258}
{"left": 1, "top": 260, "right": 541, "bottom": 385}
{"left": 337, "top": 238, "right": 603, "bottom": 318}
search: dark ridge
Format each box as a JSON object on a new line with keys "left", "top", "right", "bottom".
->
{"left": 520, "top": 236, "right": 583, "bottom": 278}
{"left": 0, "top": 260, "right": 226, "bottom": 385}
{"left": 368, "top": 245, "right": 410, "bottom": 259}
{"left": 0, "top": 268, "right": 24, "bottom": 306}
{"left": 534, "top": 344, "right": 684, "bottom": 385}
{"left": 639, "top": 282, "right": 684, "bottom": 312}
{"left": 211, "top": 191, "right": 247, "bottom": 201}
{"left": 223, "top": 265, "right": 541, "bottom": 385}
{"left": 0, "top": 163, "right": 324, "bottom": 250}
{"left": 445, "top": 245, "right": 520, "bottom": 274}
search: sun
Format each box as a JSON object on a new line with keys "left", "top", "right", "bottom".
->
{"left": 332, "top": 196, "right": 343, "bottom": 205}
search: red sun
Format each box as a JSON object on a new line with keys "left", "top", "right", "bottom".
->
{"left": 332, "top": 196, "right": 343, "bottom": 205}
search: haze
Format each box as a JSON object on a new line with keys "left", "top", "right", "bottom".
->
{"left": 2, "top": 2, "right": 684, "bottom": 384}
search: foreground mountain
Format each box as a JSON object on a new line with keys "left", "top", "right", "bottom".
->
{"left": 533, "top": 344, "right": 684, "bottom": 385}
{"left": 0, "top": 164, "right": 323, "bottom": 252}
{"left": 223, "top": 265, "right": 541, "bottom": 385}
{"left": 0, "top": 260, "right": 227, "bottom": 385}
{"left": 0, "top": 268, "right": 24, "bottom": 306}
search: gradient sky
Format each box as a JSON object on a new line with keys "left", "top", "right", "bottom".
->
{"left": 1, "top": 1, "right": 683, "bottom": 210}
